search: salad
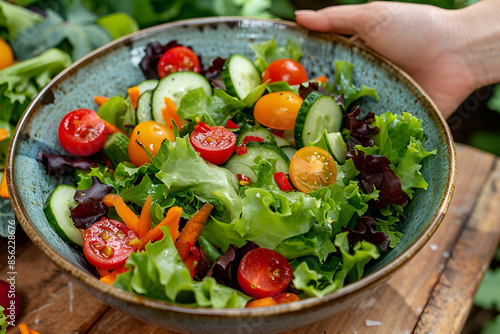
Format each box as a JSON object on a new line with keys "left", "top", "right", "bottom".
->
{"left": 37, "top": 38, "right": 436, "bottom": 308}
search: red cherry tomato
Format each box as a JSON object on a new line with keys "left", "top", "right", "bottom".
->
{"left": 189, "top": 123, "right": 236, "bottom": 165}
{"left": 157, "top": 46, "right": 201, "bottom": 79}
{"left": 237, "top": 248, "right": 293, "bottom": 299}
{"left": 0, "top": 280, "right": 20, "bottom": 320}
{"left": 262, "top": 59, "right": 308, "bottom": 85}
{"left": 83, "top": 218, "right": 138, "bottom": 270}
{"left": 58, "top": 108, "right": 107, "bottom": 157}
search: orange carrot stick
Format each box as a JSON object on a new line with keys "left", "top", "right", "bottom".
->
{"left": 30, "top": 329, "right": 41, "bottom": 334}
{"left": 102, "top": 194, "right": 140, "bottom": 234}
{"left": 175, "top": 202, "right": 214, "bottom": 260}
{"left": 161, "top": 97, "right": 182, "bottom": 130}
{"left": 94, "top": 95, "right": 109, "bottom": 107}
{"left": 100, "top": 265, "right": 129, "bottom": 285}
{"left": 137, "top": 195, "right": 152, "bottom": 238}
{"left": 0, "top": 128, "right": 8, "bottom": 141}
{"left": 314, "top": 75, "right": 327, "bottom": 84}
{"left": 139, "top": 206, "right": 182, "bottom": 249}
{"left": 0, "top": 168, "right": 8, "bottom": 199}
{"left": 19, "top": 323, "right": 32, "bottom": 334}
{"left": 128, "top": 86, "right": 141, "bottom": 109}
{"left": 101, "top": 118, "right": 129, "bottom": 137}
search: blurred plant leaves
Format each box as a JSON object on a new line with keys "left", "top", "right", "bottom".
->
{"left": 11, "top": 2, "right": 112, "bottom": 60}
{"left": 481, "top": 315, "right": 500, "bottom": 334}
{"left": 0, "top": 1, "right": 43, "bottom": 40}
{"left": 97, "top": 12, "right": 139, "bottom": 39}
{"left": 487, "top": 84, "right": 500, "bottom": 114}
{"left": 475, "top": 268, "right": 500, "bottom": 310}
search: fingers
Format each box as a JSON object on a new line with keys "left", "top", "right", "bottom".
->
{"left": 295, "top": 4, "right": 380, "bottom": 36}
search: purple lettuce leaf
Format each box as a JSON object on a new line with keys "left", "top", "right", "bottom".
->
{"left": 37, "top": 149, "right": 96, "bottom": 176}
{"left": 345, "top": 106, "right": 379, "bottom": 150}
{"left": 344, "top": 216, "right": 390, "bottom": 251}
{"left": 70, "top": 176, "right": 113, "bottom": 229}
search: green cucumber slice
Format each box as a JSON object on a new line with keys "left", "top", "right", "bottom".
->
{"left": 236, "top": 127, "right": 277, "bottom": 147}
{"left": 294, "top": 91, "right": 343, "bottom": 149}
{"left": 103, "top": 132, "right": 130, "bottom": 168}
{"left": 136, "top": 90, "right": 153, "bottom": 124}
{"left": 44, "top": 185, "right": 82, "bottom": 247}
{"left": 152, "top": 71, "right": 212, "bottom": 125}
{"left": 225, "top": 142, "right": 290, "bottom": 177}
{"left": 223, "top": 54, "right": 261, "bottom": 100}
{"left": 137, "top": 79, "right": 159, "bottom": 94}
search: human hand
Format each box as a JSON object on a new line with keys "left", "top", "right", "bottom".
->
{"left": 295, "top": 2, "right": 493, "bottom": 118}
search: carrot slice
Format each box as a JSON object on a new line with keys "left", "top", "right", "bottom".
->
{"left": 161, "top": 97, "right": 182, "bottom": 131}
{"left": 137, "top": 195, "right": 152, "bottom": 238}
{"left": 94, "top": 95, "right": 109, "bottom": 107}
{"left": 102, "top": 194, "right": 140, "bottom": 234}
{"left": 100, "top": 265, "right": 129, "bottom": 285}
{"left": 314, "top": 75, "right": 327, "bottom": 84}
{"left": 0, "top": 168, "right": 8, "bottom": 199}
{"left": 0, "top": 128, "right": 8, "bottom": 141}
{"left": 101, "top": 118, "right": 129, "bottom": 137}
{"left": 128, "top": 86, "right": 141, "bottom": 109}
{"left": 175, "top": 202, "right": 214, "bottom": 260}
{"left": 30, "top": 329, "right": 41, "bottom": 334}
{"left": 19, "top": 323, "right": 32, "bottom": 334}
{"left": 139, "top": 206, "right": 182, "bottom": 249}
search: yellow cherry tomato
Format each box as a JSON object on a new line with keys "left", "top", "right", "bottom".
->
{"left": 128, "top": 121, "right": 174, "bottom": 166}
{"left": 0, "top": 38, "right": 14, "bottom": 70}
{"left": 289, "top": 146, "right": 337, "bottom": 193}
{"left": 253, "top": 91, "right": 303, "bottom": 130}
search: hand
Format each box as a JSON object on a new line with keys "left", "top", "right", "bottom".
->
{"left": 295, "top": 1, "right": 500, "bottom": 118}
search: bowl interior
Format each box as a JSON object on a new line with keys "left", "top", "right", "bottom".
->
{"left": 9, "top": 18, "right": 454, "bottom": 310}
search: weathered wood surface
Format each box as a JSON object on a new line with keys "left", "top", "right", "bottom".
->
{"left": 2, "top": 144, "right": 499, "bottom": 334}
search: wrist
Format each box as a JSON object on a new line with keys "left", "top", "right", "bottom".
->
{"left": 453, "top": 0, "right": 500, "bottom": 89}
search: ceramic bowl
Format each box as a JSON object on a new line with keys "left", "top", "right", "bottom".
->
{"left": 7, "top": 17, "right": 456, "bottom": 334}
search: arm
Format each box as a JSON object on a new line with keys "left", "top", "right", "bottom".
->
{"left": 295, "top": 0, "right": 500, "bottom": 118}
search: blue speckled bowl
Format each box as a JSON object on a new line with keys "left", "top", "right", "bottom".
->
{"left": 7, "top": 17, "right": 456, "bottom": 334}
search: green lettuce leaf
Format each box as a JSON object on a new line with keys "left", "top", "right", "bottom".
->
{"left": 153, "top": 136, "right": 241, "bottom": 222}
{"left": 0, "top": 121, "right": 14, "bottom": 169}
{"left": 326, "top": 60, "right": 378, "bottom": 109}
{"left": 374, "top": 216, "right": 402, "bottom": 249}
{"left": 0, "top": 305, "right": 8, "bottom": 334}
{"left": 98, "top": 96, "right": 135, "bottom": 134}
{"left": 251, "top": 38, "right": 303, "bottom": 72}
{"left": 0, "top": 48, "right": 72, "bottom": 123}
{"left": 114, "top": 227, "right": 251, "bottom": 307}
{"left": 176, "top": 88, "right": 247, "bottom": 127}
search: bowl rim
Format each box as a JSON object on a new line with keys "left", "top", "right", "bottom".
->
{"left": 7, "top": 16, "right": 457, "bottom": 318}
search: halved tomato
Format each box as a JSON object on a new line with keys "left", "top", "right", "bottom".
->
{"left": 289, "top": 146, "right": 337, "bottom": 193}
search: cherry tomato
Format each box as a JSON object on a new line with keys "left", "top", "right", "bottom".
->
{"left": 289, "top": 146, "right": 337, "bottom": 193}
{"left": 0, "top": 37, "right": 14, "bottom": 70}
{"left": 128, "top": 121, "right": 175, "bottom": 167}
{"left": 273, "top": 292, "right": 300, "bottom": 304}
{"left": 83, "top": 218, "right": 138, "bottom": 270}
{"left": 0, "top": 280, "right": 20, "bottom": 320}
{"left": 253, "top": 92, "right": 303, "bottom": 130}
{"left": 262, "top": 59, "right": 308, "bottom": 85}
{"left": 157, "top": 46, "right": 201, "bottom": 79}
{"left": 58, "top": 109, "right": 107, "bottom": 157}
{"left": 237, "top": 248, "right": 293, "bottom": 299}
{"left": 189, "top": 123, "right": 236, "bottom": 165}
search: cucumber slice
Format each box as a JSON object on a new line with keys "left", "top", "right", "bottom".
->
{"left": 224, "top": 162, "right": 259, "bottom": 183}
{"left": 280, "top": 146, "right": 297, "bottom": 161}
{"left": 326, "top": 132, "right": 347, "bottom": 164}
{"left": 44, "top": 185, "right": 82, "bottom": 247}
{"left": 236, "top": 127, "right": 277, "bottom": 147}
{"left": 225, "top": 142, "right": 290, "bottom": 176}
{"left": 137, "top": 79, "right": 158, "bottom": 94}
{"left": 103, "top": 132, "right": 130, "bottom": 168}
{"left": 294, "top": 91, "right": 343, "bottom": 149}
{"left": 152, "top": 71, "right": 212, "bottom": 125}
{"left": 136, "top": 90, "right": 153, "bottom": 124}
{"left": 273, "top": 134, "right": 291, "bottom": 148}
{"left": 223, "top": 54, "right": 261, "bottom": 100}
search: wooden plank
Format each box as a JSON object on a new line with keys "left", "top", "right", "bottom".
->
{"left": 1, "top": 243, "right": 109, "bottom": 334}
{"left": 414, "top": 158, "right": 500, "bottom": 333}
{"left": 283, "top": 144, "right": 497, "bottom": 333}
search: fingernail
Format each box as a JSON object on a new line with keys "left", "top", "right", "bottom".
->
{"left": 294, "top": 10, "right": 317, "bottom": 15}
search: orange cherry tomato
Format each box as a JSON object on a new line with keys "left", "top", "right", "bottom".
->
{"left": 245, "top": 297, "right": 278, "bottom": 308}
{"left": 128, "top": 121, "right": 174, "bottom": 166}
{"left": 289, "top": 146, "right": 337, "bottom": 193}
{"left": 0, "top": 38, "right": 14, "bottom": 70}
{"left": 273, "top": 292, "right": 300, "bottom": 304}
{"left": 253, "top": 92, "right": 303, "bottom": 130}
{"left": 262, "top": 59, "right": 308, "bottom": 85}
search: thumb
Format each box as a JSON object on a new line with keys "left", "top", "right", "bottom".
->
{"left": 295, "top": 3, "right": 390, "bottom": 37}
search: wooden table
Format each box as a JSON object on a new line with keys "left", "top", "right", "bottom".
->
{"left": 2, "top": 143, "right": 500, "bottom": 334}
